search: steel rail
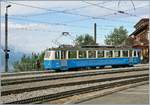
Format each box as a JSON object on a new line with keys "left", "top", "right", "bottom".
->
{"left": 1, "top": 70, "right": 54, "bottom": 77}
{"left": 1, "top": 67, "right": 148, "bottom": 86}
{"left": 1, "top": 65, "right": 148, "bottom": 77}
{"left": 2, "top": 73, "right": 148, "bottom": 96}
{"left": 5, "top": 76, "right": 148, "bottom": 104}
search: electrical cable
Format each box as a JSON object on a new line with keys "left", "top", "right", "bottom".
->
{"left": 5, "top": 1, "right": 141, "bottom": 23}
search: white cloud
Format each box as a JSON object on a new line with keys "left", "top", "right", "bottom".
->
{"left": 0, "top": 21, "right": 75, "bottom": 53}
{"left": 1, "top": 21, "right": 49, "bottom": 30}
{"left": 0, "top": 1, "right": 149, "bottom": 53}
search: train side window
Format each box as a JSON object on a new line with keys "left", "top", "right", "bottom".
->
{"left": 129, "top": 50, "right": 132, "bottom": 57}
{"left": 106, "top": 50, "right": 113, "bottom": 58}
{"left": 88, "top": 50, "right": 96, "bottom": 58}
{"left": 68, "top": 51, "right": 76, "bottom": 59}
{"left": 122, "top": 50, "right": 128, "bottom": 57}
{"left": 55, "top": 51, "right": 60, "bottom": 59}
{"left": 114, "top": 51, "right": 120, "bottom": 57}
{"left": 97, "top": 50, "right": 104, "bottom": 58}
{"left": 79, "top": 50, "right": 86, "bottom": 58}
{"left": 61, "top": 51, "right": 66, "bottom": 59}
{"left": 138, "top": 51, "right": 140, "bottom": 57}
{"left": 134, "top": 50, "right": 136, "bottom": 57}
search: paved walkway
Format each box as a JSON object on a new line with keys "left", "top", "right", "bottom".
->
{"left": 81, "top": 84, "right": 149, "bottom": 104}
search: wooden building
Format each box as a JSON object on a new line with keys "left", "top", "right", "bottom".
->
{"left": 129, "top": 18, "right": 149, "bottom": 63}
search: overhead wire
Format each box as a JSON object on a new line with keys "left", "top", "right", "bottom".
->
{"left": 0, "top": 4, "right": 142, "bottom": 37}
{"left": 5, "top": 1, "right": 140, "bottom": 24}
{"left": 1, "top": 18, "right": 120, "bottom": 38}
{"left": 0, "top": 15, "right": 134, "bottom": 34}
{"left": 82, "top": 0, "right": 138, "bottom": 18}
{"left": 1, "top": 1, "right": 148, "bottom": 47}
{"left": 9, "top": 27, "right": 65, "bottom": 33}
{"left": 118, "top": 0, "right": 135, "bottom": 11}
{"left": 6, "top": 20, "right": 114, "bottom": 32}
{"left": 63, "top": 3, "right": 148, "bottom": 24}
{"left": 2, "top": 16, "right": 92, "bottom": 29}
{"left": 10, "top": 1, "right": 111, "bottom": 17}
{"left": 1, "top": 1, "right": 143, "bottom": 31}
{"left": 82, "top": 0, "right": 117, "bottom": 12}
{"left": 2, "top": 14, "right": 130, "bottom": 30}
{"left": 3, "top": 1, "right": 147, "bottom": 25}
{"left": 2, "top": 2, "right": 147, "bottom": 32}
{"left": 6, "top": 1, "right": 107, "bottom": 20}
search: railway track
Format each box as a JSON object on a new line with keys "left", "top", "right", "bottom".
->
{"left": 1, "top": 66, "right": 148, "bottom": 86}
{"left": 1, "top": 66, "right": 149, "bottom": 104}
{"left": 2, "top": 64, "right": 148, "bottom": 77}
{"left": 2, "top": 72, "right": 148, "bottom": 96}
{"left": 1, "top": 70, "right": 54, "bottom": 77}
{"left": 3, "top": 76, "right": 148, "bottom": 104}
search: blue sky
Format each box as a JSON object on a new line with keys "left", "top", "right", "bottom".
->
{"left": 0, "top": 0, "right": 149, "bottom": 53}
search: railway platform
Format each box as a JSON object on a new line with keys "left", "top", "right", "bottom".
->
{"left": 80, "top": 84, "right": 149, "bottom": 104}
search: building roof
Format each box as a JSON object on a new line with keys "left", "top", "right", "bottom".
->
{"left": 134, "top": 18, "right": 149, "bottom": 29}
{"left": 129, "top": 18, "right": 149, "bottom": 36}
{"left": 130, "top": 25, "right": 147, "bottom": 36}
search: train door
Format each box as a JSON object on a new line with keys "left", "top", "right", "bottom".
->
{"left": 128, "top": 50, "right": 133, "bottom": 64}
{"left": 60, "top": 50, "right": 68, "bottom": 70}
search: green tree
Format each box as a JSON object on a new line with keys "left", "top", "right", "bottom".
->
{"left": 124, "top": 37, "right": 134, "bottom": 46}
{"left": 104, "top": 26, "right": 128, "bottom": 46}
{"left": 75, "top": 34, "right": 96, "bottom": 46}
{"left": 13, "top": 52, "right": 45, "bottom": 72}
{"left": 38, "top": 52, "right": 45, "bottom": 70}
{"left": 13, "top": 55, "right": 34, "bottom": 72}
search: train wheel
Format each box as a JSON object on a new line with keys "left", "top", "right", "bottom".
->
{"left": 112, "top": 65, "right": 119, "bottom": 68}
{"left": 90, "top": 67, "right": 96, "bottom": 69}
{"left": 99, "top": 66, "right": 105, "bottom": 69}
{"left": 55, "top": 69, "right": 61, "bottom": 72}
{"left": 128, "top": 65, "right": 134, "bottom": 67}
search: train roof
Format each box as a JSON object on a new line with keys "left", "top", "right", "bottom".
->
{"left": 46, "top": 45, "right": 140, "bottom": 51}
{"left": 81, "top": 45, "right": 126, "bottom": 48}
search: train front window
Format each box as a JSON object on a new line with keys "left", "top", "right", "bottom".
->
{"left": 122, "top": 50, "right": 128, "bottom": 57}
{"left": 68, "top": 51, "right": 76, "bottom": 59}
{"left": 44, "top": 52, "right": 50, "bottom": 58}
{"left": 97, "top": 51, "right": 104, "bottom": 58}
{"left": 88, "top": 50, "right": 96, "bottom": 58}
{"left": 79, "top": 50, "right": 86, "bottom": 58}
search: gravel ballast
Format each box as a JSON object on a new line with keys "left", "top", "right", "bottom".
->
{"left": 2, "top": 71, "right": 148, "bottom": 92}
{"left": 1, "top": 76, "right": 147, "bottom": 103}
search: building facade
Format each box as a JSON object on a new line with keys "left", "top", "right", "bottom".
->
{"left": 129, "top": 18, "right": 149, "bottom": 63}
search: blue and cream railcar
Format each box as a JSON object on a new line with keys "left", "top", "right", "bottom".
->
{"left": 44, "top": 48, "right": 141, "bottom": 71}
